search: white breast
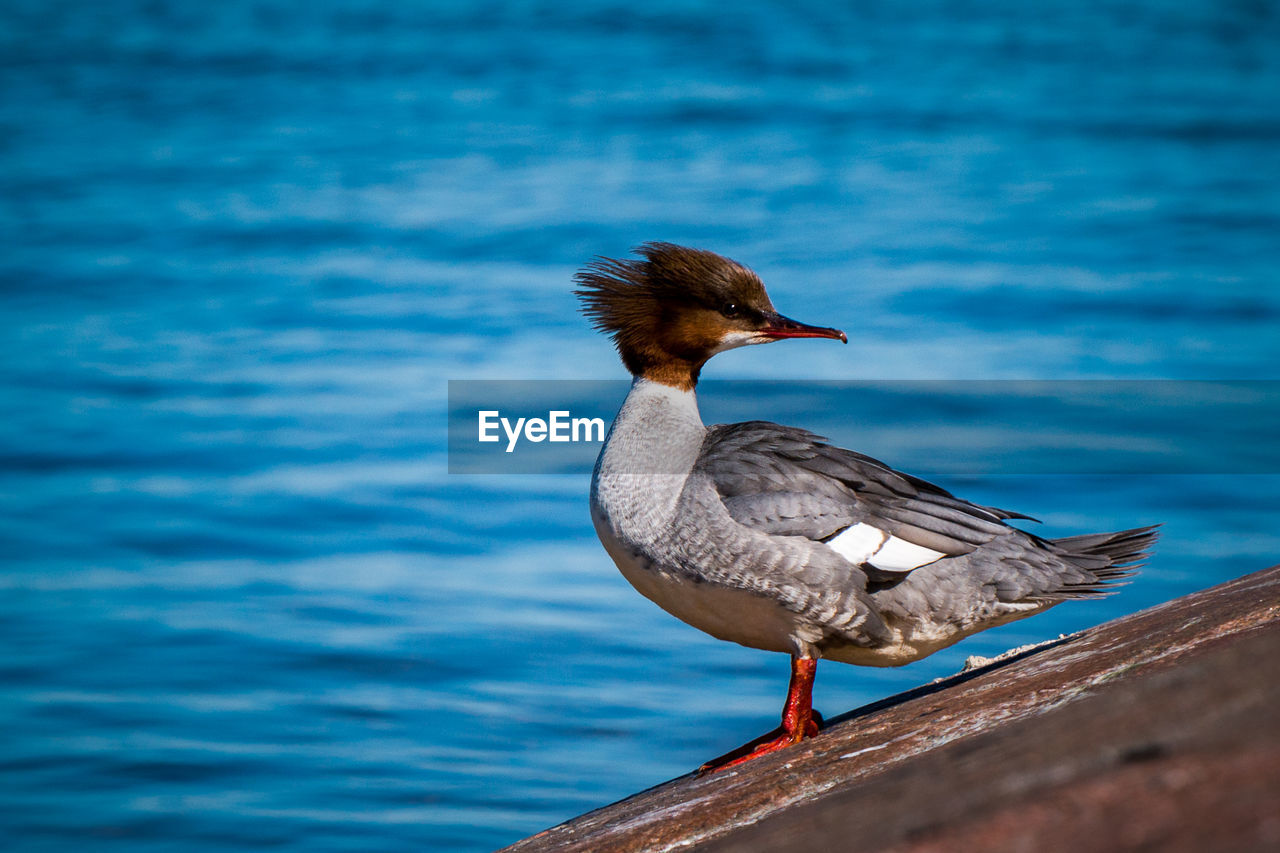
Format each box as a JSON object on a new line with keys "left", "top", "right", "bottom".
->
{"left": 590, "top": 503, "right": 804, "bottom": 655}
{"left": 590, "top": 378, "right": 707, "bottom": 549}
{"left": 588, "top": 379, "right": 806, "bottom": 653}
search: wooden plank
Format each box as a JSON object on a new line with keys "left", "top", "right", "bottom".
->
{"left": 500, "top": 565, "right": 1280, "bottom": 853}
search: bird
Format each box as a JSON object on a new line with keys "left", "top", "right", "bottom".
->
{"left": 574, "top": 242, "right": 1157, "bottom": 772}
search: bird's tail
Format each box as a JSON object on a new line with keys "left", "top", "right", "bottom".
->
{"left": 1046, "top": 524, "right": 1160, "bottom": 597}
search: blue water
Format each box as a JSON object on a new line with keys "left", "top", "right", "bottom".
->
{"left": 2, "top": 1, "right": 1279, "bottom": 850}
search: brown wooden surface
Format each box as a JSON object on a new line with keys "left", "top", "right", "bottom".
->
{"left": 500, "top": 565, "right": 1280, "bottom": 853}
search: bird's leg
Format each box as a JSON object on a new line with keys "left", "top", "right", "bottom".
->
{"left": 698, "top": 655, "right": 821, "bottom": 774}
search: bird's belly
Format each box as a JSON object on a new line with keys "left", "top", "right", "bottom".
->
{"left": 822, "top": 602, "right": 1049, "bottom": 667}
{"left": 621, "top": 561, "right": 801, "bottom": 654}
{"left": 592, "top": 512, "right": 798, "bottom": 654}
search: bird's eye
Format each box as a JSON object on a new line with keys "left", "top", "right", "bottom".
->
{"left": 721, "top": 303, "right": 740, "bottom": 318}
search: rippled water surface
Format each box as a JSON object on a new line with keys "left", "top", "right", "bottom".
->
{"left": 2, "top": 1, "right": 1278, "bottom": 850}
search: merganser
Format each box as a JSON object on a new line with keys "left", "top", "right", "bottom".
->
{"left": 576, "top": 243, "right": 1157, "bottom": 771}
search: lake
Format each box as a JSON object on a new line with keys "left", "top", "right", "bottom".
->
{"left": 1, "top": 1, "right": 1278, "bottom": 850}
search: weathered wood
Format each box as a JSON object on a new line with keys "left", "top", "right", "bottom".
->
{"left": 501, "top": 566, "right": 1280, "bottom": 853}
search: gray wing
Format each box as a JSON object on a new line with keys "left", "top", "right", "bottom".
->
{"left": 695, "top": 421, "right": 1155, "bottom": 638}
{"left": 698, "top": 421, "right": 1034, "bottom": 576}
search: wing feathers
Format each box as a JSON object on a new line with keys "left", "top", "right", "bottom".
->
{"left": 701, "top": 421, "right": 1011, "bottom": 559}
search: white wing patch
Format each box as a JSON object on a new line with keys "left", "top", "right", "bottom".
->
{"left": 828, "top": 522, "right": 946, "bottom": 573}
{"left": 826, "top": 522, "right": 886, "bottom": 563}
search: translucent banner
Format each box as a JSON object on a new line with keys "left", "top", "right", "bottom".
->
{"left": 448, "top": 380, "right": 1280, "bottom": 475}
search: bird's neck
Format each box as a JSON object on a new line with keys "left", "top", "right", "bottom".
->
{"left": 598, "top": 377, "right": 706, "bottom": 476}
{"left": 592, "top": 376, "right": 707, "bottom": 539}
{"left": 621, "top": 346, "right": 704, "bottom": 392}
{"left": 636, "top": 362, "right": 701, "bottom": 392}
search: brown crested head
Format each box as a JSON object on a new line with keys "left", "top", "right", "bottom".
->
{"left": 574, "top": 242, "right": 845, "bottom": 390}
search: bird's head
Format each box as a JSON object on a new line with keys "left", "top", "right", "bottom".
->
{"left": 574, "top": 243, "right": 845, "bottom": 390}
